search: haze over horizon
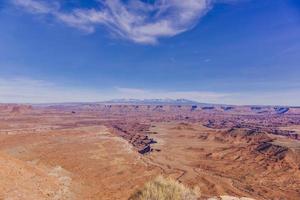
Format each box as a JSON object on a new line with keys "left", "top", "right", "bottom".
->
{"left": 0, "top": 0, "right": 299, "bottom": 105}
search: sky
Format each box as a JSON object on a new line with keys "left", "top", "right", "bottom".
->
{"left": 0, "top": 0, "right": 300, "bottom": 105}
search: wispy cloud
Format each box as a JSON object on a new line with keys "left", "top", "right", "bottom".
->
{"left": 11, "top": 0, "right": 214, "bottom": 44}
{"left": 0, "top": 77, "right": 109, "bottom": 103}
{"left": 115, "top": 87, "right": 228, "bottom": 103}
{"left": 11, "top": 0, "right": 58, "bottom": 14}
{"left": 115, "top": 87, "right": 300, "bottom": 106}
{"left": 1, "top": 78, "right": 299, "bottom": 106}
{"left": 0, "top": 78, "right": 228, "bottom": 103}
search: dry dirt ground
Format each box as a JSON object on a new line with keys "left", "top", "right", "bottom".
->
{"left": 0, "top": 104, "right": 299, "bottom": 200}
{"left": 0, "top": 123, "right": 160, "bottom": 199}
{"left": 147, "top": 122, "right": 300, "bottom": 200}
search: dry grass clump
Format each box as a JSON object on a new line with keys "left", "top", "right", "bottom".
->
{"left": 129, "top": 176, "right": 200, "bottom": 200}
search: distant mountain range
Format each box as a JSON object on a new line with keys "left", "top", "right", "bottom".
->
{"left": 31, "top": 99, "right": 298, "bottom": 108}
{"left": 101, "top": 98, "right": 203, "bottom": 105}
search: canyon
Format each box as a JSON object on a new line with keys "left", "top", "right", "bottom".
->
{"left": 0, "top": 102, "right": 299, "bottom": 200}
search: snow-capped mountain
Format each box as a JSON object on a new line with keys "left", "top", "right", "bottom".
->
{"left": 101, "top": 98, "right": 201, "bottom": 105}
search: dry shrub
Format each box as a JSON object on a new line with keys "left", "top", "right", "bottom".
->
{"left": 129, "top": 176, "right": 200, "bottom": 200}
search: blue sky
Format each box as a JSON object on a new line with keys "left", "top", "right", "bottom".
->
{"left": 0, "top": 0, "right": 300, "bottom": 105}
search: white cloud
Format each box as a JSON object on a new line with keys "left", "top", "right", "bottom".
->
{"left": 115, "top": 87, "right": 228, "bottom": 103}
{"left": 0, "top": 77, "right": 109, "bottom": 103}
{"left": 11, "top": 0, "right": 58, "bottom": 14}
{"left": 0, "top": 78, "right": 299, "bottom": 106}
{"left": 112, "top": 87, "right": 300, "bottom": 106}
{"left": 223, "top": 91, "right": 300, "bottom": 106}
{"left": 11, "top": 0, "right": 213, "bottom": 44}
{"left": 0, "top": 78, "right": 228, "bottom": 103}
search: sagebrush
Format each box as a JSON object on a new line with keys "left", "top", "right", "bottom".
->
{"left": 129, "top": 176, "right": 200, "bottom": 200}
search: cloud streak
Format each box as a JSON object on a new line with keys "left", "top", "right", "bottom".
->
{"left": 11, "top": 0, "right": 213, "bottom": 44}
{"left": 0, "top": 78, "right": 229, "bottom": 103}
{"left": 1, "top": 77, "right": 299, "bottom": 106}
{"left": 115, "top": 87, "right": 229, "bottom": 103}
{"left": 0, "top": 77, "right": 108, "bottom": 103}
{"left": 114, "top": 87, "right": 300, "bottom": 106}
